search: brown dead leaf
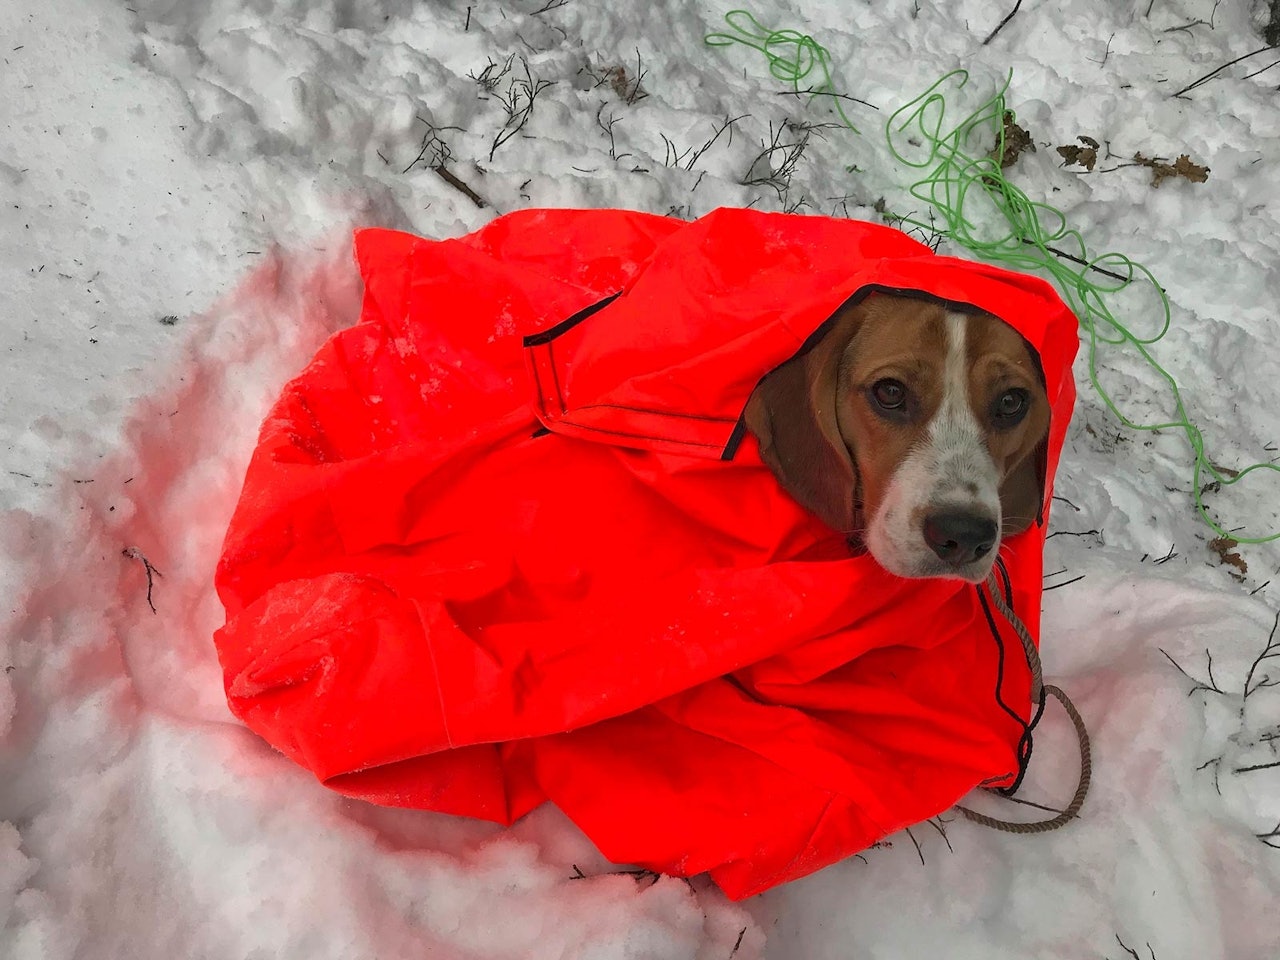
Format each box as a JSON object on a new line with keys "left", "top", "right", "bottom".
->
{"left": 1134, "top": 152, "right": 1209, "bottom": 187}
{"left": 600, "top": 64, "right": 647, "bottom": 105}
{"left": 1057, "top": 135, "right": 1099, "bottom": 171}
{"left": 602, "top": 66, "right": 628, "bottom": 97}
{"left": 1209, "top": 537, "right": 1248, "bottom": 580}
{"left": 994, "top": 111, "right": 1035, "bottom": 169}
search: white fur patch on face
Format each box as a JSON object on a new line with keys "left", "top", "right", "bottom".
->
{"left": 866, "top": 312, "right": 1003, "bottom": 582}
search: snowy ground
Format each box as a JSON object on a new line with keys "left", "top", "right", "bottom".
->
{"left": 3, "top": 0, "right": 1280, "bottom": 957}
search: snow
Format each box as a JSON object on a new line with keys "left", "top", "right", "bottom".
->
{"left": 2, "top": 0, "right": 1279, "bottom": 957}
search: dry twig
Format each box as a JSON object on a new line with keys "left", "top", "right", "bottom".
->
{"left": 983, "top": 0, "right": 1023, "bottom": 46}
{"left": 1171, "top": 44, "right": 1280, "bottom": 98}
{"left": 742, "top": 119, "right": 811, "bottom": 199}
{"left": 1243, "top": 611, "right": 1280, "bottom": 700}
{"left": 488, "top": 58, "right": 554, "bottom": 161}
{"left": 1159, "top": 647, "right": 1228, "bottom": 697}
{"left": 775, "top": 85, "right": 879, "bottom": 112}
{"left": 1259, "top": 821, "right": 1280, "bottom": 849}
{"left": 122, "top": 547, "right": 162, "bottom": 614}
{"left": 433, "top": 167, "right": 488, "bottom": 208}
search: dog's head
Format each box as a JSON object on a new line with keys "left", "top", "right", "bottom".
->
{"left": 745, "top": 292, "right": 1050, "bottom": 582}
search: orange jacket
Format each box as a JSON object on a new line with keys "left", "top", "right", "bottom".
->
{"left": 214, "top": 208, "right": 1078, "bottom": 898}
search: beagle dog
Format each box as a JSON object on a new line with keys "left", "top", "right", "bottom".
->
{"left": 746, "top": 292, "right": 1049, "bottom": 583}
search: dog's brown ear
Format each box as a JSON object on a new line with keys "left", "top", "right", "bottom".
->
{"left": 1000, "top": 333, "right": 1050, "bottom": 537}
{"left": 1000, "top": 443, "right": 1045, "bottom": 537}
{"left": 745, "top": 312, "right": 860, "bottom": 533}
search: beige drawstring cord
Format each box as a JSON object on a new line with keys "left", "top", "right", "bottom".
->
{"left": 954, "top": 572, "right": 1092, "bottom": 834}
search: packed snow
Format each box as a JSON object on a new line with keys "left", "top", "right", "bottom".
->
{"left": 2, "top": 0, "right": 1279, "bottom": 957}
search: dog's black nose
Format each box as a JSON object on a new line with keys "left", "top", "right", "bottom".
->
{"left": 923, "top": 512, "right": 998, "bottom": 565}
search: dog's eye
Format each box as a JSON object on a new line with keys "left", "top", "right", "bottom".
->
{"left": 870, "top": 378, "right": 907, "bottom": 412}
{"left": 992, "top": 388, "right": 1030, "bottom": 425}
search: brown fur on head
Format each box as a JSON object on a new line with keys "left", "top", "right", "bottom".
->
{"left": 745, "top": 293, "right": 1049, "bottom": 582}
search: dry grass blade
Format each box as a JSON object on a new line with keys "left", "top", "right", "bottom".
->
{"left": 469, "top": 54, "right": 515, "bottom": 93}
{"left": 595, "top": 103, "right": 631, "bottom": 161}
{"left": 661, "top": 114, "right": 745, "bottom": 172}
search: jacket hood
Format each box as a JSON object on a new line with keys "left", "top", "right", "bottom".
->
{"left": 494, "top": 207, "right": 1077, "bottom": 515}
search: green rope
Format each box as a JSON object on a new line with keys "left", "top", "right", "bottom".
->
{"left": 705, "top": 9, "right": 860, "bottom": 133}
{"left": 706, "top": 10, "right": 1279, "bottom": 544}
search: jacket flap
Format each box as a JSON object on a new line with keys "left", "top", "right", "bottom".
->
{"left": 522, "top": 208, "right": 934, "bottom": 458}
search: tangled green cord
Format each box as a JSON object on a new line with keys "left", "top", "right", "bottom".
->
{"left": 705, "top": 9, "right": 861, "bottom": 133}
{"left": 706, "top": 9, "right": 1279, "bottom": 544}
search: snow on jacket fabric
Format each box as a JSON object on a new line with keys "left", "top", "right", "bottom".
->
{"left": 214, "top": 207, "right": 1078, "bottom": 899}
